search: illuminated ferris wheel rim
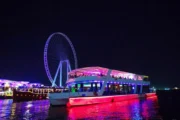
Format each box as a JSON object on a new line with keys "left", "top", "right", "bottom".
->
{"left": 43, "top": 32, "right": 78, "bottom": 85}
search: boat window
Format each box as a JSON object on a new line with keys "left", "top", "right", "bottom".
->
{"left": 68, "top": 83, "right": 102, "bottom": 92}
{"left": 103, "top": 83, "right": 135, "bottom": 95}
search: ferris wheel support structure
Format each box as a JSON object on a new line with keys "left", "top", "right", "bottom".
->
{"left": 52, "top": 60, "right": 71, "bottom": 87}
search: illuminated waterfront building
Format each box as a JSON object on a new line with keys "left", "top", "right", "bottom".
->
{"left": 0, "top": 79, "right": 43, "bottom": 97}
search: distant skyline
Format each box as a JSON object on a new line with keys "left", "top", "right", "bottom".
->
{"left": 0, "top": 1, "right": 180, "bottom": 88}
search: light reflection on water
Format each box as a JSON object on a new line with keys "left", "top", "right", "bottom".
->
{"left": 0, "top": 96, "right": 161, "bottom": 120}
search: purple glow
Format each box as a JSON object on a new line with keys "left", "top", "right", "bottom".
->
{"left": 0, "top": 79, "right": 44, "bottom": 88}
{"left": 0, "top": 79, "right": 29, "bottom": 87}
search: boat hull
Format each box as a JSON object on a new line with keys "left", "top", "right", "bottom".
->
{"left": 68, "top": 94, "right": 139, "bottom": 106}
{"left": 49, "top": 93, "right": 156, "bottom": 107}
{"left": 13, "top": 89, "right": 47, "bottom": 102}
{"left": 49, "top": 98, "right": 69, "bottom": 106}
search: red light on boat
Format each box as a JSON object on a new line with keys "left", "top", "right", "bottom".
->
{"left": 68, "top": 94, "right": 140, "bottom": 106}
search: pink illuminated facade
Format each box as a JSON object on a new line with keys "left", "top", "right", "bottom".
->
{"left": 0, "top": 79, "right": 29, "bottom": 88}
{"left": 0, "top": 79, "right": 43, "bottom": 88}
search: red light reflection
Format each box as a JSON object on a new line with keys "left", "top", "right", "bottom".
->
{"left": 66, "top": 94, "right": 159, "bottom": 119}
{"left": 68, "top": 99, "right": 140, "bottom": 119}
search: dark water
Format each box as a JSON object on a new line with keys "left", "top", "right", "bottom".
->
{"left": 0, "top": 96, "right": 163, "bottom": 120}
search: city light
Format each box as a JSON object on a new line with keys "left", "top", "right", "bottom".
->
{"left": 174, "top": 87, "right": 178, "bottom": 90}
{"left": 164, "top": 88, "right": 170, "bottom": 90}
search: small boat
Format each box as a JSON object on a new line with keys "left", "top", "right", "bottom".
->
{"left": 13, "top": 87, "right": 62, "bottom": 102}
{"left": 48, "top": 67, "right": 156, "bottom": 107}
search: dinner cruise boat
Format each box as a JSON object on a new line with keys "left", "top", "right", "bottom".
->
{"left": 48, "top": 67, "right": 156, "bottom": 107}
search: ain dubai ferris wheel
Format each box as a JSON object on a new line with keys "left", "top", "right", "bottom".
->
{"left": 44, "top": 32, "right": 78, "bottom": 87}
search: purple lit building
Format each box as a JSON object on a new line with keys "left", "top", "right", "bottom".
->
{"left": 0, "top": 79, "right": 43, "bottom": 88}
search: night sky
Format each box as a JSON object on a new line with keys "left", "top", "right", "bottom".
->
{"left": 0, "top": 1, "right": 180, "bottom": 88}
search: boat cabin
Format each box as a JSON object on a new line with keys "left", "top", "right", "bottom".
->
{"left": 66, "top": 67, "right": 150, "bottom": 96}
